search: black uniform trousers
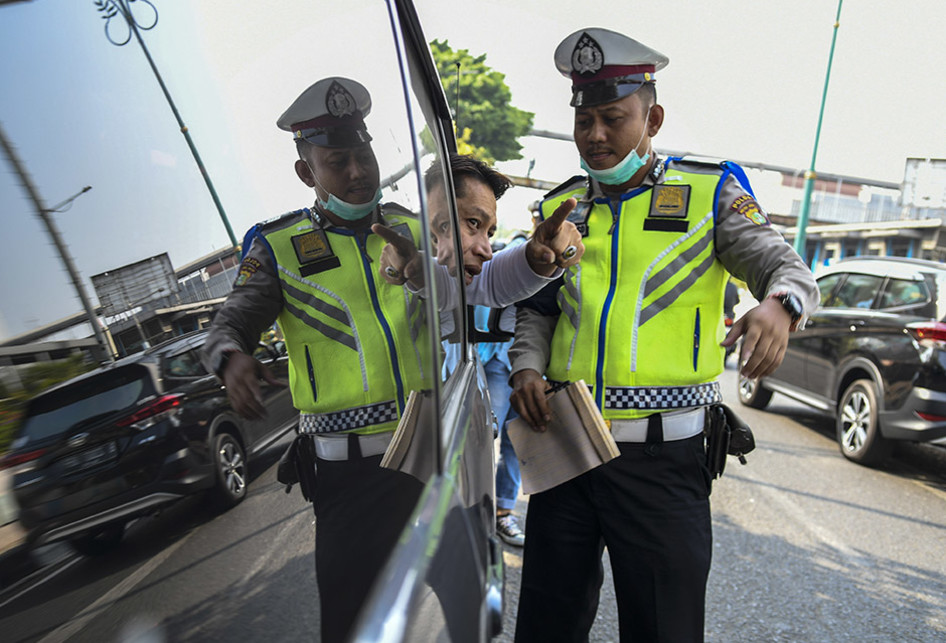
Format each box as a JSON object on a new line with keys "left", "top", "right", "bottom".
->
{"left": 313, "top": 447, "right": 424, "bottom": 643}
{"left": 514, "top": 433, "right": 713, "bottom": 643}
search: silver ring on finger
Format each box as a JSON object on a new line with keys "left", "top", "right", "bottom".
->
{"left": 385, "top": 266, "right": 400, "bottom": 279}
{"left": 562, "top": 245, "right": 577, "bottom": 260}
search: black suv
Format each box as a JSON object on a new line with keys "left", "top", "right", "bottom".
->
{"left": 739, "top": 256, "right": 946, "bottom": 465}
{"left": 3, "top": 331, "right": 296, "bottom": 554}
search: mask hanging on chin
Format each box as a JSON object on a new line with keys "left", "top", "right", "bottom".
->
{"left": 317, "top": 187, "right": 382, "bottom": 221}
{"left": 309, "top": 165, "right": 382, "bottom": 221}
{"left": 580, "top": 106, "right": 652, "bottom": 187}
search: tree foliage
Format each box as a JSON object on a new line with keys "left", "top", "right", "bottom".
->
{"left": 430, "top": 39, "right": 534, "bottom": 163}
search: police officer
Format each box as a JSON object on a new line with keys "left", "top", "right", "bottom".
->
{"left": 508, "top": 29, "right": 819, "bottom": 642}
{"left": 202, "top": 76, "right": 437, "bottom": 643}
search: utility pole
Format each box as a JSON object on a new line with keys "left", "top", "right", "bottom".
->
{"left": 94, "top": 0, "right": 238, "bottom": 249}
{"left": 0, "top": 122, "right": 114, "bottom": 363}
{"left": 793, "top": 0, "right": 844, "bottom": 260}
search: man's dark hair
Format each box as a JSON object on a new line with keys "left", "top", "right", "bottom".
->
{"left": 424, "top": 153, "right": 512, "bottom": 201}
{"left": 637, "top": 83, "right": 657, "bottom": 112}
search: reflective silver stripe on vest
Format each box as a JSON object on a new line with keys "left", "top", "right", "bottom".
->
{"left": 604, "top": 381, "right": 721, "bottom": 410}
{"left": 406, "top": 290, "right": 426, "bottom": 379}
{"left": 631, "top": 211, "right": 714, "bottom": 371}
{"left": 282, "top": 298, "right": 356, "bottom": 351}
{"left": 558, "top": 266, "right": 582, "bottom": 370}
{"left": 279, "top": 265, "right": 369, "bottom": 391}
{"left": 299, "top": 400, "right": 399, "bottom": 434}
{"left": 642, "top": 221, "right": 714, "bottom": 300}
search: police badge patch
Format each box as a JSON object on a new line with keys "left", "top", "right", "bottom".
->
{"left": 572, "top": 32, "right": 604, "bottom": 76}
{"left": 326, "top": 81, "right": 357, "bottom": 118}
{"left": 731, "top": 195, "right": 769, "bottom": 226}
{"left": 234, "top": 257, "right": 261, "bottom": 287}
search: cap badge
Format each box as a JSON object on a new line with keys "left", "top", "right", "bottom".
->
{"left": 326, "top": 81, "right": 357, "bottom": 118}
{"left": 572, "top": 32, "right": 604, "bottom": 76}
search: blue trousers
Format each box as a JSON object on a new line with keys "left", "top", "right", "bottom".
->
{"left": 483, "top": 356, "right": 521, "bottom": 511}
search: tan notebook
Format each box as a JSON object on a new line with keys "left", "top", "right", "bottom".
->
{"left": 507, "top": 380, "right": 619, "bottom": 495}
{"left": 380, "top": 389, "right": 437, "bottom": 483}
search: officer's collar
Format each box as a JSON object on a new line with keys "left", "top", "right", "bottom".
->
{"left": 309, "top": 203, "right": 382, "bottom": 231}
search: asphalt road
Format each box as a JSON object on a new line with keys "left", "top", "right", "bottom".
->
{"left": 2, "top": 366, "right": 946, "bottom": 642}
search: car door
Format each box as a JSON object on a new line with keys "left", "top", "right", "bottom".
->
{"left": 333, "top": 1, "right": 500, "bottom": 641}
{"left": 805, "top": 271, "right": 884, "bottom": 406}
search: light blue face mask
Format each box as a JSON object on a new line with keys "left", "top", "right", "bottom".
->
{"left": 580, "top": 107, "right": 652, "bottom": 186}
{"left": 317, "top": 187, "right": 382, "bottom": 221}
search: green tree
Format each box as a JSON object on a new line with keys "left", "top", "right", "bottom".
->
{"left": 430, "top": 39, "right": 534, "bottom": 163}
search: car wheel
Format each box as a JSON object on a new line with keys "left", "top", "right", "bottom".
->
{"left": 837, "top": 379, "right": 891, "bottom": 466}
{"left": 71, "top": 523, "right": 125, "bottom": 556}
{"left": 211, "top": 432, "right": 247, "bottom": 508}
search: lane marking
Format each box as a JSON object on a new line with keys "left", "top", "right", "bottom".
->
{"left": 0, "top": 554, "right": 81, "bottom": 611}
{"left": 37, "top": 533, "right": 192, "bottom": 643}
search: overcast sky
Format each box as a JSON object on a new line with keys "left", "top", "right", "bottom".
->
{"left": 2, "top": 0, "right": 944, "bottom": 340}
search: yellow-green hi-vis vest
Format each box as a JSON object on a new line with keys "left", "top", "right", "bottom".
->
{"left": 256, "top": 206, "right": 429, "bottom": 435}
{"left": 541, "top": 160, "right": 732, "bottom": 420}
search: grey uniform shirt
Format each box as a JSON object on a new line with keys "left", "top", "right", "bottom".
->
{"left": 509, "top": 157, "right": 820, "bottom": 378}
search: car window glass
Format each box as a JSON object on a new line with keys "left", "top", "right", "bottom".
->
{"left": 878, "top": 278, "right": 929, "bottom": 309}
{"left": 165, "top": 349, "right": 206, "bottom": 377}
{"left": 828, "top": 273, "right": 883, "bottom": 309}
{"left": 17, "top": 368, "right": 150, "bottom": 443}
{"left": 817, "top": 274, "right": 845, "bottom": 307}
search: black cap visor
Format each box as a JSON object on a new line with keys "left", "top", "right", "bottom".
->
{"left": 296, "top": 127, "right": 373, "bottom": 148}
{"left": 570, "top": 77, "right": 651, "bottom": 107}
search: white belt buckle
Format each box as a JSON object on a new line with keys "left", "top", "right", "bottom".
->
{"left": 313, "top": 433, "right": 392, "bottom": 461}
{"left": 610, "top": 408, "right": 704, "bottom": 443}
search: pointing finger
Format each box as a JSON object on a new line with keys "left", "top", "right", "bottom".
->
{"left": 536, "top": 198, "right": 577, "bottom": 238}
{"left": 371, "top": 223, "right": 417, "bottom": 257}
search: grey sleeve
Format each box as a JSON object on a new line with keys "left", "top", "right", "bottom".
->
{"left": 201, "top": 238, "right": 284, "bottom": 375}
{"left": 715, "top": 175, "right": 820, "bottom": 324}
{"left": 468, "top": 243, "right": 561, "bottom": 308}
{"left": 508, "top": 305, "right": 558, "bottom": 378}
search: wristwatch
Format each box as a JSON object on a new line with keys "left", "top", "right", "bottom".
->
{"left": 768, "top": 292, "right": 803, "bottom": 331}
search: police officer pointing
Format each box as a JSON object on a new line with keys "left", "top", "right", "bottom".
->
{"left": 509, "top": 29, "right": 818, "bottom": 642}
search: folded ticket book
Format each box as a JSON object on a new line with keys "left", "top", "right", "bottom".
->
{"left": 507, "top": 380, "right": 619, "bottom": 495}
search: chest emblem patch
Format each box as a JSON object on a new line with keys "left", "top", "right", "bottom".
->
{"left": 644, "top": 185, "right": 691, "bottom": 232}
{"left": 292, "top": 229, "right": 341, "bottom": 276}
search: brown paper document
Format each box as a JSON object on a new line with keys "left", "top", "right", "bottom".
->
{"left": 381, "top": 389, "right": 437, "bottom": 483}
{"left": 507, "top": 380, "right": 619, "bottom": 495}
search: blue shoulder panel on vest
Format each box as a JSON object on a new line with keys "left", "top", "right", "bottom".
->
{"left": 248, "top": 208, "right": 309, "bottom": 265}
{"left": 721, "top": 160, "right": 756, "bottom": 198}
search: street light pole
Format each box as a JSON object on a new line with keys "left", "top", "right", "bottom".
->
{"left": 0, "top": 122, "right": 115, "bottom": 363}
{"left": 94, "top": 0, "right": 239, "bottom": 249}
{"left": 793, "top": 0, "right": 844, "bottom": 260}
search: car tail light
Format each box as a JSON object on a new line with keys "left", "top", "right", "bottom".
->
{"left": 915, "top": 411, "right": 946, "bottom": 422}
{"left": 0, "top": 448, "right": 46, "bottom": 471}
{"left": 907, "top": 321, "right": 946, "bottom": 344}
{"left": 116, "top": 394, "right": 183, "bottom": 430}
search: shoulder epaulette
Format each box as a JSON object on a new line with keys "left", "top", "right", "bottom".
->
{"left": 381, "top": 201, "right": 418, "bottom": 219}
{"left": 543, "top": 175, "right": 587, "bottom": 200}
{"left": 257, "top": 208, "right": 310, "bottom": 233}
{"left": 667, "top": 155, "right": 729, "bottom": 171}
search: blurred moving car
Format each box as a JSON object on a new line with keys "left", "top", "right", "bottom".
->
{"left": 2, "top": 330, "right": 296, "bottom": 555}
{"left": 739, "top": 256, "right": 946, "bottom": 465}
